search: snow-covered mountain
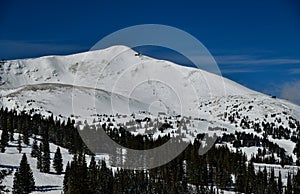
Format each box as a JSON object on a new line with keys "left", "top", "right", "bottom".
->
{"left": 1, "top": 45, "right": 299, "bottom": 136}
{"left": 0, "top": 45, "right": 298, "bottom": 124}
{"left": 0, "top": 45, "right": 260, "bottom": 118}
{"left": 0, "top": 45, "right": 299, "bottom": 154}
{"left": 1, "top": 45, "right": 300, "bottom": 193}
{"left": 0, "top": 45, "right": 254, "bottom": 96}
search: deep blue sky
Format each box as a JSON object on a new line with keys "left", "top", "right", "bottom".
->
{"left": 1, "top": 0, "right": 300, "bottom": 104}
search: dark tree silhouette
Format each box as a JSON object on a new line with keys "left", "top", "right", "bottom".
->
{"left": 13, "top": 154, "right": 35, "bottom": 193}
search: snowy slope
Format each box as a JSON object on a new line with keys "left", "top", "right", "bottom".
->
{"left": 0, "top": 45, "right": 258, "bottom": 116}
{"left": 0, "top": 132, "right": 73, "bottom": 193}
{"left": 0, "top": 83, "right": 163, "bottom": 123}
{"left": 0, "top": 45, "right": 255, "bottom": 96}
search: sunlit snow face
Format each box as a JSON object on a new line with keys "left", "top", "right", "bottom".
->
{"left": 72, "top": 24, "right": 225, "bottom": 170}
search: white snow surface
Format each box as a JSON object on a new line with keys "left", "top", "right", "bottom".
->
{"left": 0, "top": 132, "right": 72, "bottom": 193}
{"left": 0, "top": 45, "right": 259, "bottom": 117}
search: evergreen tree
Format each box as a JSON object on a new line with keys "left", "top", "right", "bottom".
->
{"left": 12, "top": 154, "right": 35, "bottom": 193}
{"left": 67, "top": 154, "right": 78, "bottom": 193}
{"left": 8, "top": 112, "right": 14, "bottom": 142}
{"left": 37, "top": 143, "right": 42, "bottom": 170}
{"left": 77, "top": 153, "right": 89, "bottom": 193}
{"left": 41, "top": 129, "right": 50, "bottom": 173}
{"left": 22, "top": 116, "right": 29, "bottom": 145}
{"left": 63, "top": 162, "right": 70, "bottom": 193}
{"left": 42, "top": 150, "right": 50, "bottom": 173}
{"left": 286, "top": 172, "right": 292, "bottom": 194}
{"left": 53, "top": 147, "right": 63, "bottom": 174}
{"left": 268, "top": 168, "right": 277, "bottom": 194}
{"left": 255, "top": 168, "right": 264, "bottom": 194}
{"left": 278, "top": 171, "right": 282, "bottom": 194}
{"left": 65, "top": 154, "right": 90, "bottom": 193}
{"left": 88, "top": 155, "right": 98, "bottom": 193}
{"left": 293, "top": 170, "right": 300, "bottom": 193}
{"left": 247, "top": 161, "right": 255, "bottom": 193}
{"left": 99, "top": 160, "right": 113, "bottom": 193}
{"left": 17, "top": 134, "right": 22, "bottom": 153}
{"left": 235, "top": 160, "right": 246, "bottom": 192}
{"left": 30, "top": 137, "right": 39, "bottom": 158}
{"left": 263, "top": 166, "right": 268, "bottom": 193}
{"left": 0, "top": 126, "right": 9, "bottom": 153}
{"left": 293, "top": 140, "right": 300, "bottom": 157}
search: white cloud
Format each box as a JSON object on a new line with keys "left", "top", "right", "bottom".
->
{"left": 214, "top": 55, "right": 300, "bottom": 65}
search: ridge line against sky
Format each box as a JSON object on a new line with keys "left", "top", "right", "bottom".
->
{"left": 0, "top": 0, "right": 300, "bottom": 104}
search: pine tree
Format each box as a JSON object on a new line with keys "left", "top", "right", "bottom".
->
{"left": 31, "top": 137, "right": 39, "bottom": 157}
{"left": 37, "top": 143, "right": 42, "bottom": 170}
{"left": 53, "top": 147, "right": 63, "bottom": 174}
{"left": 13, "top": 154, "right": 35, "bottom": 193}
{"left": 293, "top": 140, "right": 300, "bottom": 157}
{"left": 63, "top": 162, "right": 70, "bottom": 193}
{"left": 77, "top": 153, "right": 89, "bottom": 193}
{"left": 17, "top": 134, "right": 22, "bottom": 153}
{"left": 42, "top": 150, "right": 50, "bottom": 173}
{"left": 99, "top": 160, "right": 113, "bottom": 193}
{"left": 263, "top": 166, "right": 268, "bottom": 193}
{"left": 268, "top": 168, "right": 277, "bottom": 194}
{"left": 278, "top": 171, "right": 282, "bottom": 194}
{"left": 12, "top": 170, "right": 21, "bottom": 193}
{"left": 0, "top": 126, "right": 9, "bottom": 153}
{"left": 67, "top": 154, "right": 78, "bottom": 193}
{"left": 247, "top": 161, "right": 255, "bottom": 193}
{"left": 66, "top": 154, "right": 90, "bottom": 193}
{"left": 8, "top": 112, "right": 14, "bottom": 142}
{"left": 293, "top": 170, "right": 300, "bottom": 193}
{"left": 88, "top": 155, "right": 98, "bottom": 193}
{"left": 22, "top": 116, "right": 29, "bottom": 145}
{"left": 286, "top": 172, "right": 292, "bottom": 194}
{"left": 41, "top": 129, "right": 50, "bottom": 173}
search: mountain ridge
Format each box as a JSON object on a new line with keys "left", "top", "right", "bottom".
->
{"left": 0, "top": 45, "right": 299, "bottom": 120}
